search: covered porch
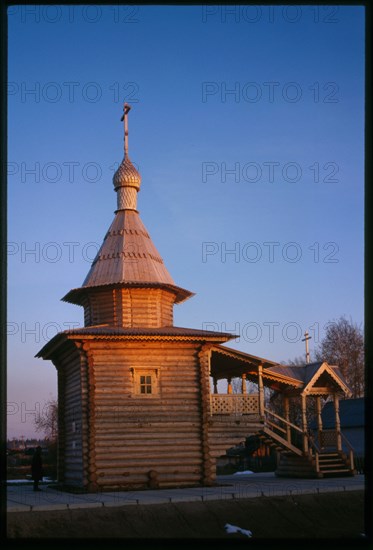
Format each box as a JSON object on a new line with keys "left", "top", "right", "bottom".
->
{"left": 208, "top": 345, "right": 355, "bottom": 477}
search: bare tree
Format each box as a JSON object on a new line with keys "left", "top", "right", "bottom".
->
{"left": 315, "top": 316, "right": 364, "bottom": 398}
{"left": 34, "top": 399, "right": 58, "bottom": 441}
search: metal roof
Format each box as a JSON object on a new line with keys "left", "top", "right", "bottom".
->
{"left": 265, "top": 362, "right": 323, "bottom": 384}
{"left": 62, "top": 326, "right": 234, "bottom": 338}
{"left": 265, "top": 362, "right": 351, "bottom": 395}
{"left": 36, "top": 326, "right": 235, "bottom": 359}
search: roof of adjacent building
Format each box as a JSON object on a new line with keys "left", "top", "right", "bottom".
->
{"left": 310, "top": 397, "right": 365, "bottom": 430}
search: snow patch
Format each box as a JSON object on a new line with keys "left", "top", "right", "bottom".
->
{"left": 225, "top": 523, "right": 252, "bottom": 537}
{"left": 7, "top": 477, "right": 55, "bottom": 484}
{"left": 233, "top": 470, "right": 254, "bottom": 475}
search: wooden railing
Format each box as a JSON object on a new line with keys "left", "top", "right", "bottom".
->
{"left": 264, "top": 408, "right": 303, "bottom": 435}
{"left": 263, "top": 407, "right": 306, "bottom": 451}
{"left": 210, "top": 399, "right": 355, "bottom": 470}
{"left": 210, "top": 394, "right": 259, "bottom": 415}
{"left": 319, "top": 429, "right": 338, "bottom": 448}
{"left": 263, "top": 409, "right": 356, "bottom": 469}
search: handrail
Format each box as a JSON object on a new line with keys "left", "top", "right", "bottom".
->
{"left": 210, "top": 393, "right": 259, "bottom": 415}
{"left": 264, "top": 407, "right": 303, "bottom": 434}
{"left": 210, "top": 393, "right": 259, "bottom": 399}
{"left": 339, "top": 430, "right": 355, "bottom": 471}
{"left": 307, "top": 433, "right": 321, "bottom": 454}
{"left": 265, "top": 419, "right": 287, "bottom": 435}
{"left": 306, "top": 434, "right": 320, "bottom": 472}
{"left": 339, "top": 430, "right": 355, "bottom": 452}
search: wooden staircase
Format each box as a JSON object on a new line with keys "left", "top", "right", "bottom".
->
{"left": 250, "top": 410, "right": 356, "bottom": 478}
{"left": 257, "top": 426, "right": 303, "bottom": 456}
{"left": 317, "top": 452, "right": 355, "bottom": 477}
{"left": 274, "top": 450, "right": 355, "bottom": 478}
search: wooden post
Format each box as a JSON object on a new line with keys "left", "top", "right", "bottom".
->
{"left": 333, "top": 393, "right": 342, "bottom": 451}
{"left": 227, "top": 378, "right": 233, "bottom": 394}
{"left": 198, "top": 345, "right": 215, "bottom": 486}
{"left": 315, "top": 451, "right": 320, "bottom": 474}
{"left": 301, "top": 393, "right": 308, "bottom": 454}
{"left": 241, "top": 373, "right": 247, "bottom": 394}
{"left": 283, "top": 395, "right": 291, "bottom": 443}
{"left": 258, "top": 364, "right": 264, "bottom": 419}
{"left": 316, "top": 396, "right": 323, "bottom": 447}
{"left": 213, "top": 377, "right": 218, "bottom": 394}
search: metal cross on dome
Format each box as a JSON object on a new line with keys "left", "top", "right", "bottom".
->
{"left": 302, "top": 330, "right": 312, "bottom": 364}
{"left": 120, "top": 102, "right": 131, "bottom": 157}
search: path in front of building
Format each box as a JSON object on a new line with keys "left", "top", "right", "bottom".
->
{"left": 7, "top": 472, "right": 365, "bottom": 512}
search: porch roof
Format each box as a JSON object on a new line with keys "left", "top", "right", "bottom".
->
{"left": 210, "top": 346, "right": 352, "bottom": 396}
{"left": 210, "top": 345, "right": 303, "bottom": 390}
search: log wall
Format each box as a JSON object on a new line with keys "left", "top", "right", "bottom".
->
{"left": 53, "top": 338, "right": 265, "bottom": 491}
{"left": 54, "top": 342, "right": 86, "bottom": 486}
{"left": 82, "top": 340, "right": 204, "bottom": 489}
{"left": 82, "top": 288, "right": 176, "bottom": 328}
{"left": 208, "top": 416, "right": 263, "bottom": 459}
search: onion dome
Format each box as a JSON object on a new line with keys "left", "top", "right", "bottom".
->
{"left": 113, "top": 157, "right": 141, "bottom": 192}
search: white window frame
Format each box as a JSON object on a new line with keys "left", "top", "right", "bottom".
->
{"left": 130, "top": 368, "right": 159, "bottom": 397}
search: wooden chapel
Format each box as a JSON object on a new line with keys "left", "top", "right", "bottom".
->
{"left": 37, "top": 105, "right": 355, "bottom": 490}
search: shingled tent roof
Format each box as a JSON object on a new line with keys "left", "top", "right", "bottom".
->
{"left": 81, "top": 210, "right": 179, "bottom": 290}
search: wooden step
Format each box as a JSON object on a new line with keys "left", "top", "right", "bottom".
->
{"left": 320, "top": 464, "right": 348, "bottom": 473}
{"left": 319, "top": 453, "right": 340, "bottom": 459}
{"left": 261, "top": 427, "right": 303, "bottom": 456}
{"left": 321, "top": 469, "right": 354, "bottom": 477}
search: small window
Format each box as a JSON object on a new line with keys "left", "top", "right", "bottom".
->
{"left": 140, "top": 375, "right": 152, "bottom": 394}
{"left": 132, "top": 368, "right": 159, "bottom": 397}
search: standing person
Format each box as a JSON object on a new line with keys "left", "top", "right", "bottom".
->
{"left": 31, "top": 446, "right": 43, "bottom": 491}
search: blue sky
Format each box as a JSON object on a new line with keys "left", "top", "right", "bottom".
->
{"left": 7, "top": 5, "right": 365, "bottom": 438}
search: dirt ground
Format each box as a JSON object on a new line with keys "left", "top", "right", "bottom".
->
{"left": 7, "top": 491, "right": 365, "bottom": 541}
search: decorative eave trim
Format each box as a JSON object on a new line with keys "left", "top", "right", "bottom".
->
{"left": 261, "top": 370, "right": 303, "bottom": 388}
{"left": 209, "top": 345, "right": 302, "bottom": 387}
{"left": 210, "top": 344, "right": 279, "bottom": 368}
{"left": 36, "top": 331, "right": 234, "bottom": 360}
{"left": 62, "top": 281, "right": 194, "bottom": 306}
{"left": 302, "top": 362, "right": 352, "bottom": 396}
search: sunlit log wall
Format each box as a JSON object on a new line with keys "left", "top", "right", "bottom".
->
{"left": 53, "top": 338, "right": 263, "bottom": 490}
